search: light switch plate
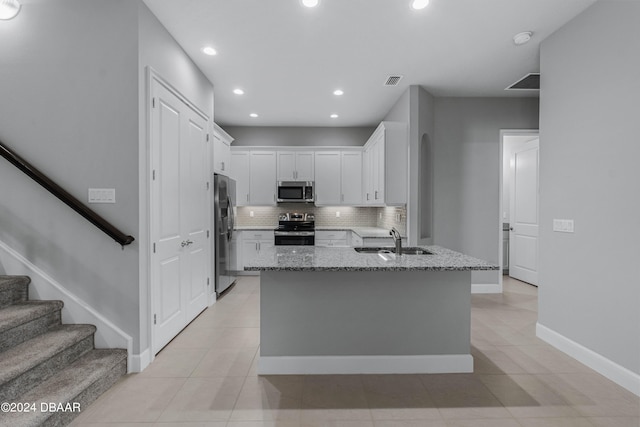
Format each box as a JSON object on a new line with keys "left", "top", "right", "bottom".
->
{"left": 88, "top": 188, "right": 115, "bottom": 203}
{"left": 553, "top": 219, "right": 574, "bottom": 233}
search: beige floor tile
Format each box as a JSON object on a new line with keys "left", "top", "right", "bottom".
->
{"left": 517, "top": 417, "right": 597, "bottom": 427}
{"left": 230, "top": 375, "right": 304, "bottom": 422}
{"left": 153, "top": 422, "right": 227, "bottom": 427}
{"left": 361, "top": 374, "right": 441, "bottom": 421}
{"left": 227, "top": 421, "right": 301, "bottom": 427}
{"left": 79, "top": 377, "right": 187, "bottom": 423}
{"left": 300, "top": 417, "right": 374, "bottom": 426}
{"left": 190, "top": 346, "right": 258, "bottom": 377}
{"left": 588, "top": 417, "right": 640, "bottom": 427}
{"left": 443, "top": 418, "right": 521, "bottom": 427}
{"left": 69, "top": 422, "right": 155, "bottom": 427}
{"left": 139, "top": 348, "right": 208, "bottom": 377}
{"left": 374, "top": 420, "right": 446, "bottom": 427}
{"left": 157, "top": 377, "right": 245, "bottom": 422}
{"left": 437, "top": 407, "right": 513, "bottom": 420}
{"left": 471, "top": 347, "right": 529, "bottom": 374}
{"left": 301, "top": 375, "right": 369, "bottom": 410}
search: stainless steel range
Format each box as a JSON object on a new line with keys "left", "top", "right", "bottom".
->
{"left": 274, "top": 212, "right": 315, "bottom": 245}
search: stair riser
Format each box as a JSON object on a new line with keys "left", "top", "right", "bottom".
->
{"left": 0, "top": 286, "right": 28, "bottom": 308}
{"left": 39, "top": 358, "right": 127, "bottom": 427}
{"left": 0, "top": 335, "right": 94, "bottom": 403}
{"left": 0, "top": 310, "right": 61, "bottom": 353}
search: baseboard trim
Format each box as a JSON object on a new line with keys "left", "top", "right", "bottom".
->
{"left": 472, "top": 283, "right": 502, "bottom": 294}
{"left": 536, "top": 322, "right": 640, "bottom": 397}
{"left": 0, "top": 239, "right": 133, "bottom": 372}
{"left": 130, "top": 348, "right": 151, "bottom": 373}
{"left": 258, "top": 354, "right": 473, "bottom": 375}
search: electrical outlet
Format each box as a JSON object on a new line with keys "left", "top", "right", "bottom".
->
{"left": 336, "top": 211, "right": 340, "bottom": 218}
{"left": 396, "top": 213, "right": 401, "bottom": 222}
{"left": 88, "top": 188, "right": 115, "bottom": 203}
{"left": 250, "top": 211, "right": 254, "bottom": 217}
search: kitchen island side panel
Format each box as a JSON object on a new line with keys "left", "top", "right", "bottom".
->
{"left": 260, "top": 270, "right": 471, "bottom": 358}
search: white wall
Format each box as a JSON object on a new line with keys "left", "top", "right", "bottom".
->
{"left": 538, "top": 0, "right": 640, "bottom": 386}
{"left": 223, "top": 126, "right": 375, "bottom": 147}
{"left": 0, "top": 0, "right": 141, "bottom": 349}
{"left": 433, "top": 98, "right": 539, "bottom": 285}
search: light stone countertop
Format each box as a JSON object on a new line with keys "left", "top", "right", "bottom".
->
{"left": 234, "top": 226, "right": 276, "bottom": 231}
{"left": 313, "top": 226, "right": 400, "bottom": 238}
{"left": 244, "top": 245, "right": 499, "bottom": 272}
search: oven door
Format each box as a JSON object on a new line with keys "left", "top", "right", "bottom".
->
{"left": 274, "top": 231, "right": 315, "bottom": 245}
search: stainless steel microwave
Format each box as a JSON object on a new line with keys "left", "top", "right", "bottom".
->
{"left": 277, "top": 181, "right": 314, "bottom": 203}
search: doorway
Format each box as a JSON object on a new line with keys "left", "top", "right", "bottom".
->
{"left": 500, "top": 130, "right": 539, "bottom": 288}
{"left": 148, "top": 73, "right": 212, "bottom": 355}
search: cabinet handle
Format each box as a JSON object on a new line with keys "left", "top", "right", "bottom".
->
{"left": 366, "top": 193, "right": 370, "bottom": 201}
{"left": 221, "top": 161, "right": 225, "bottom": 171}
{"left": 341, "top": 194, "right": 344, "bottom": 202}
{"left": 375, "top": 191, "right": 378, "bottom": 200}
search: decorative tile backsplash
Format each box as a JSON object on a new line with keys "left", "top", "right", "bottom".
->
{"left": 235, "top": 204, "right": 406, "bottom": 235}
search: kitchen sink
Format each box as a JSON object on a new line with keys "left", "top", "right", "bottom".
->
{"left": 353, "top": 247, "right": 433, "bottom": 255}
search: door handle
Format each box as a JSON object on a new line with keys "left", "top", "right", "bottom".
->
{"left": 181, "top": 240, "right": 194, "bottom": 247}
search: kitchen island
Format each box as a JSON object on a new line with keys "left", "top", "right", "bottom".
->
{"left": 245, "top": 245, "right": 498, "bottom": 375}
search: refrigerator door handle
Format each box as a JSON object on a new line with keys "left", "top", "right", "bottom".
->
{"left": 227, "top": 196, "right": 235, "bottom": 241}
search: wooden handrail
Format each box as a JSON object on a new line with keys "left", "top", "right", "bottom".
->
{"left": 0, "top": 140, "right": 135, "bottom": 247}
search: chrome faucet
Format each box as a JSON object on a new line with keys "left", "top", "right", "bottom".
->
{"left": 390, "top": 227, "right": 402, "bottom": 256}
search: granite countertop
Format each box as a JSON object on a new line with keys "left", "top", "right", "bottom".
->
{"left": 244, "top": 245, "right": 499, "bottom": 272}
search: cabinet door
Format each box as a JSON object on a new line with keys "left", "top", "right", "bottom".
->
{"left": 375, "top": 136, "right": 385, "bottom": 204}
{"left": 277, "top": 151, "right": 296, "bottom": 181}
{"left": 341, "top": 151, "right": 362, "bottom": 205}
{"left": 242, "top": 240, "right": 259, "bottom": 267}
{"left": 231, "top": 151, "right": 250, "bottom": 206}
{"left": 213, "top": 133, "right": 231, "bottom": 176}
{"left": 250, "top": 151, "right": 277, "bottom": 205}
{"left": 362, "top": 146, "right": 372, "bottom": 204}
{"left": 295, "top": 152, "right": 315, "bottom": 181}
{"left": 314, "top": 151, "right": 341, "bottom": 205}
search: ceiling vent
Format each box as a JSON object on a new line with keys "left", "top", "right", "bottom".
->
{"left": 384, "top": 75, "right": 403, "bottom": 86}
{"left": 506, "top": 73, "right": 540, "bottom": 90}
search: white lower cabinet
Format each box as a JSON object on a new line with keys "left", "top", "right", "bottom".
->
{"left": 240, "top": 230, "right": 274, "bottom": 274}
{"left": 315, "top": 230, "right": 348, "bottom": 247}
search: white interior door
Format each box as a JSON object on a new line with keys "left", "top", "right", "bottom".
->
{"left": 151, "top": 78, "right": 210, "bottom": 354}
{"left": 509, "top": 138, "right": 539, "bottom": 285}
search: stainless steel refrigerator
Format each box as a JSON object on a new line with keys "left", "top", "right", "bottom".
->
{"left": 214, "top": 174, "right": 236, "bottom": 296}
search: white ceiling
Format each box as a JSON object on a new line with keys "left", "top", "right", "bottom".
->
{"left": 142, "top": 0, "right": 597, "bottom": 127}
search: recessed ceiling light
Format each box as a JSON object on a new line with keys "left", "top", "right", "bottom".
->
{"left": 513, "top": 31, "right": 533, "bottom": 46}
{"left": 301, "top": 0, "right": 319, "bottom": 7}
{"left": 202, "top": 46, "right": 217, "bottom": 56}
{"left": 233, "top": 88, "right": 245, "bottom": 95}
{"left": 250, "top": 113, "right": 259, "bottom": 118}
{"left": 0, "top": 0, "right": 21, "bottom": 20}
{"left": 333, "top": 89, "right": 344, "bottom": 96}
{"left": 411, "top": 0, "right": 429, "bottom": 10}
{"left": 330, "top": 114, "right": 339, "bottom": 119}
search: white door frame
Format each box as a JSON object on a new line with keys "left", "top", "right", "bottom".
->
{"left": 498, "top": 129, "right": 539, "bottom": 291}
{"left": 140, "top": 67, "right": 212, "bottom": 370}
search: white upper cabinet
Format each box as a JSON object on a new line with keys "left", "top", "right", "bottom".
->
{"left": 314, "top": 151, "right": 342, "bottom": 205}
{"left": 231, "top": 150, "right": 250, "bottom": 206}
{"left": 341, "top": 151, "right": 362, "bottom": 205}
{"left": 277, "top": 151, "right": 314, "bottom": 181}
{"left": 315, "top": 150, "right": 363, "bottom": 206}
{"left": 249, "top": 151, "right": 277, "bottom": 205}
{"left": 362, "top": 121, "right": 407, "bottom": 206}
{"left": 213, "top": 123, "right": 233, "bottom": 177}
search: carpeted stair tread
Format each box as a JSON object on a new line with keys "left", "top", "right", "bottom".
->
{"left": 1, "top": 349, "right": 127, "bottom": 427}
{"left": 0, "top": 324, "right": 96, "bottom": 385}
{"left": 0, "top": 301, "right": 63, "bottom": 333}
{"left": 0, "top": 275, "right": 30, "bottom": 307}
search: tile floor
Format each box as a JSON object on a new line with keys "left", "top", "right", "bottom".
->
{"left": 70, "top": 276, "right": 640, "bottom": 427}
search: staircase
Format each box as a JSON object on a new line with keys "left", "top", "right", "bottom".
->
{"left": 0, "top": 275, "right": 127, "bottom": 427}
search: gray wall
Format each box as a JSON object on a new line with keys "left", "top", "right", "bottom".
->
{"left": 0, "top": 0, "right": 141, "bottom": 349}
{"left": 433, "top": 98, "right": 539, "bottom": 284}
{"left": 137, "top": 2, "right": 214, "bottom": 354}
{"left": 0, "top": 0, "right": 214, "bottom": 356}
{"left": 539, "top": 0, "right": 640, "bottom": 374}
{"left": 223, "top": 126, "right": 374, "bottom": 147}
